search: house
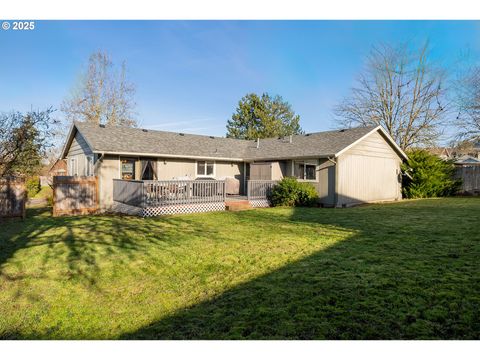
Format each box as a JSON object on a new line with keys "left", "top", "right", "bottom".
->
{"left": 47, "top": 159, "right": 67, "bottom": 186}
{"left": 60, "top": 121, "right": 408, "bottom": 214}
{"left": 48, "top": 159, "right": 67, "bottom": 177}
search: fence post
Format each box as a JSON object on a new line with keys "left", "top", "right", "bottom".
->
{"left": 223, "top": 181, "right": 226, "bottom": 202}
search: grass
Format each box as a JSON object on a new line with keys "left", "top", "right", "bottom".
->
{"left": 30, "top": 186, "right": 52, "bottom": 199}
{"left": 0, "top": 198, "right": 479, "bottom": 339}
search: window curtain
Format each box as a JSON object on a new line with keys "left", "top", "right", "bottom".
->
{"left": 141, "top": 160, "right": 149, "bottom": 178}
{"left": 141, "top": 160, "right": 158, "bottom": 180}
{"left": 151, "top": 160, "right": 158, "bottom": 180}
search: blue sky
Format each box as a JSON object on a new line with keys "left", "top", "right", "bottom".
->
{"left": 1, "top": 20, "right": 479, "bottom": 139}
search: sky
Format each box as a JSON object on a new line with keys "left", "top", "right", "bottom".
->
{"left": 1, "top": 20, "right": 479, "bottom": 140}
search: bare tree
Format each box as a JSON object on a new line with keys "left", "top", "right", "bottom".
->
{"left": 454, "top": 65, "right": 480, "bottom": 141}
{"left": 62, "top": 51, "right": 137, "bottom": 127}
{"left": 335, "top": 42, "right": 447, "bottom": 150}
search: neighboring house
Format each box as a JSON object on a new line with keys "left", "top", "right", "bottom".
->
{"left": 454, "top": 155, "right": 480, "bottom": 166}
{"left": 49, "top": 159, "right": 67, "bottom": 177}
{"left": 60, "top": 121, "right": 408, "bottom": 210}
{"left": 454, "top": 156, "right": 480, "bottom": 195}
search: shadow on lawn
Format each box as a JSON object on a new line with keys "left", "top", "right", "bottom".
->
{"left": 0, "top": 207, "right": 219, "bottom": 288}
{"left": 121, "top": 200, "right": 480, "bottom": 339}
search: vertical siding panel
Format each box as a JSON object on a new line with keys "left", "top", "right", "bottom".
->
{"left": 337, "top": 130, "right": 402, "bottom": 206}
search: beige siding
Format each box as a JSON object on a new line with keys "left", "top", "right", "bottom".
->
{"left": 316, "top": 159, "right": 335, "bottom": 206}
{"left": 336, "top": 130, "right": 402, "bottom": 206}
{"left": 216, "top": 161, "right": 244, "bottom": 191}
{"left": 157, "top": 158, "right": 196, "bottom": 179}
{"left": 345, "top": 131, "right": 399, "bottom": 159}
{"left": 271, "top": 161, "right": 285, "bottom": 180}
{"left": 97, "top": 155, "right": 120, "bottom": 209}
{"left": 66, "top": 131, "right": 93, "bottom": 176}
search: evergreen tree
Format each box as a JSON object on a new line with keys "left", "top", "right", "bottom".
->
{"left": 227, "top": 93, "right": 303, "bottom": 140}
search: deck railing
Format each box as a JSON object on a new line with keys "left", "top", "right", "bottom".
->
{"left": 247, "top": 180, "right": 278, "bottom": 200}
{"left": 113, "top": 179, "right": 144, "bottom": 207}
{"left": 113, "top": 179, "right": 226, "bottom": 207}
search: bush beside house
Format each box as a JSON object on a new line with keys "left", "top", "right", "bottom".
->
{"left": 269, "top": 177, "right": 318, "bottom": 207}
{"left": 402, "top": 149, "right": 461, "bottom": 199}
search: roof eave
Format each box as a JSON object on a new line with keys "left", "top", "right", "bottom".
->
{"left": 96, "top": 150, "right": 244, "bottom": 162}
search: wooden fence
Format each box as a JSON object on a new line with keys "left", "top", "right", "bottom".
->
{"left": 0, "top": 177, "right": 26, "bottom": 219}
{"left": 247, "top": 180, "right": 278, "bottom": 200}
{"left": 113, "top": 179, "right": 226, "bottom": 207}
{"left": 53, "top": 176, "right": 98, "bottom": 216}
{"left": 455, "top": 165, "right": 480, "bottom": 195}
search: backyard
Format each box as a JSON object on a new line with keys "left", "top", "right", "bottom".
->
{"left": 0, "top": 198, "right": 479, "bottom": 339}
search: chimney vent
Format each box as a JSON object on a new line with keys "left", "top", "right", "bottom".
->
{"left": 289, "top": 135, "right": 293, "bottom": 144}
{"left": 256, "top": 138, "right": 260, "bottom": 149}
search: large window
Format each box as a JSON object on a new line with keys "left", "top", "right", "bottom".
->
{"left": 121, "top": 158, "right": 136, "bottom": 180}
{"left": 294, "top": 161, "right": 316, "bottom": 181}
{"left": 196, "top": 160, "right": 215, "bottom": 177}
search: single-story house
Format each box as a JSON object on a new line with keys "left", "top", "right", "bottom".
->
{"left": 60, "top": 121, "right": 407, "bottom": 212}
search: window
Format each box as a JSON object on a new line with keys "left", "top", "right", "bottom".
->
{"left": 305, "top": 164, "right": 316, "bottom": 180}
{"left": 293, "top": 161, "right": 316, "bottom": 181}
{"left": 85, "top": 156, "right": 94, "bottom": 176}
{"left": 69, "top": 158, "right": 77, "bottom": 176}
{"left": 196, "top": 160, "right": 215, "bottom": 177}
{"left": 121, "top": 158, "right": 136, "bottom": 180}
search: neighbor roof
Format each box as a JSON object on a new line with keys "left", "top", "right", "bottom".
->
{"left": 62, "top": 121, "right": 406, "bottom": 161}
{"left": 454, "top": 155, "right": 480, "bottom": 165}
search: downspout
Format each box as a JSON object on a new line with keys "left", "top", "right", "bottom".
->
{"left": 333, "top": 156, "right": 339, "bottom": 207}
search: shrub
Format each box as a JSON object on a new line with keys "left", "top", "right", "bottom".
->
{"left": 269, "top": 177, "right": 318, "bottom": 207}
{"left": 26, "top": 176, "right": 41, "bottom": 198}
{"left": 296, "top": 182, "right": 319, "bottom": 207}
{"left": 401, "top": 149, "right": 461, "bottom": 199}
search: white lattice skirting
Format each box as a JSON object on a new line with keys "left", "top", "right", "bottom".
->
{"left": 142, "top": 202, "right": 226, "bottom": 217}
{"left": 112, "top": 200, "right": 271, "bottom": 217}
{"left": 249, "top": 199, "right": 271, "bottom": 208}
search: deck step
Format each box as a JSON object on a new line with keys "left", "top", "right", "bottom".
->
{"left": 225, "top": 200, "right": 252, "bottom": 211}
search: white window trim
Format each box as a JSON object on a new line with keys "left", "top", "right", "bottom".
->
{"left": 85, "top": 155, "right": 94, "bottom": 176}
{"left": 69, "top": 157, "right": 78, "bottom": 176}
{"left": 195, "top": 160, "right": 216, "bottom": 178}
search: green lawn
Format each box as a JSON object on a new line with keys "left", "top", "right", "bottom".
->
{"left": 0, "top": 198, "right": 479, "bottom": 339}
{"left": 30, "top": 186, "right": 52, "bottom": 199}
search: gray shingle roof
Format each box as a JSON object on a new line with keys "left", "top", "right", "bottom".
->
{"left": 73, "top": 121, "right": 380, "bottom": 160}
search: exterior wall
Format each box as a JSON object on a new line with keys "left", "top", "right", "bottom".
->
{"left": 156, "top": 158, "right": 196, "bottom": 179}
{"left": 215, "top": 161, "right": 245, "bottom": 193}
{"left": 316, "top": 159, "right": 336, "bottom": 206}
{"left": 97, "top": 155, "right": 120, "bottom": 209}
{"left": 336, "top": 131, "right": 402, "bottom": 206}
{"left": 66, "top": 131, "right": 93, "bottom": 176}
{"left": 271, "top": 161, "right": 286, "bottom": 180}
